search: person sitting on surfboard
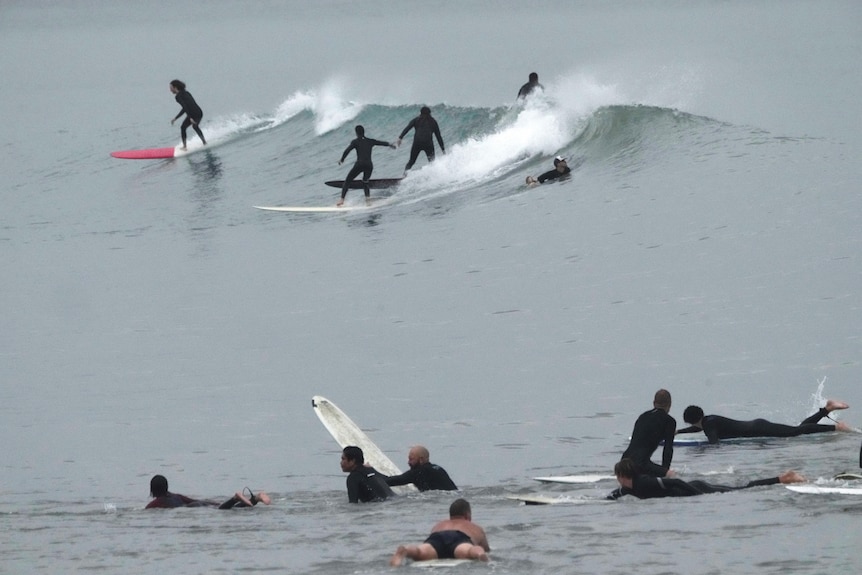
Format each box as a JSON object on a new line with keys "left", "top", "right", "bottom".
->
{"left": 389, "top": 498, "right": 490, "bottom": 566}
{"left": 384, "top": 445, "right": 458, "bottom": 491}
{"left": 336, "top": 125, "right": 395, "bottom": 207}
{"left": 621, "top": 389, "right": 677, "bottom": 478}
{"left": 145, "top": 474, "right": 271, "bottom": 509}
{"left": 341, "top": 446, "right": 395, "bottom": 503}
{"left": 607, "top": 458, "right": 805, "bottom": 500}
{"left": 526, "top": 156, "right": 571, "bottom": 186}
{"left": 169, "top": 79, "right": 206, "bottom": 151}
{"left": 396, "top": 106, "right": 445, "bottom": 174}
{"left": 676, "top": 399, "right": 852, "bottom": 444}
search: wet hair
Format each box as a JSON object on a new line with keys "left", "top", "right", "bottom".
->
{"left": 614, "top": 458, "right": 638, "bottom": 479}
{"left": 150, "top": 474, "right": 169, "bottom": 497}
{"left": 420, "top": 106, "right": 431, "bottom": 116}
{"left": 653, "top": 389, "right": 672, "bottom": 410}
{"left": 529, "top": 72, "right": 539, "bottom": 82}
{"left": 355, "top": 125, "right": 365, "bottom": 138}
{"left": 683, "top": 405, "right": 704, "bottom": 424}
{"left": 170, "top": 79, "right": 186, "bottom": 91}
{"left": 449, "top": 498, "right": 471, "bottom": 518}
{"left": 343, "top": 445, "right": 364, "bottom": 465}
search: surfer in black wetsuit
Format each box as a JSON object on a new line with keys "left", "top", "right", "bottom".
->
{"left": 341, "top": 446, "right": 395, "bottom": 503}
{"left": 607, "top": 458, "right": 805, "bottom": 500}
{"left": 397, "top": 106, "right": 445, "bottom": 174}
{"left": 337, "top": 125, "right": 395, "bottom": 207}
{"left": 169, "top": 79, "right": 206, "bottom": 150}
{"left": 677, "top": 399, "right": 852, "bottom": 444}
{"left": 145, "top": 474, "right": 271, "bottom": 509}
{"left": 385, "top": 445, "right": 458, "bottom": 491}
{"left": 389, "top": 498, "right": 489, "bottom": 566}
{"left": 621, "top": 389, "right": 677, "bottom": 478}
{"left": 526, "top": 156, "right": 571, "bottom": 185}
{"left": 517, "top": 72, "right": 544, "bottom": 100}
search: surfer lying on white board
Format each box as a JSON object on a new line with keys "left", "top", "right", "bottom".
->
{"left": 384, "top": 445, "right": 458, "bottom": 491}
{"left": 145, "top": 474, "right": 271, "bottom": 509}
{"left": 389, "top": 498, "right": 490, "bottom": 566}
{"left": 169, "top": 79, "right": 206, "bottom": 150}
{"left": 621, "top": 389, "right": 677, "bottom": 478}
{"left": 341, "top": 446, "right": 395, "bottom": 503}
{"left": 336, "top": 125, "right": 396, "bottom": 207}
{"left": 607, "top": 459, "right": 805, "bottom": 500}
{"left": 677, "top": 399, "right": 852, "bottom": 444}
{"left": 526, "top": 156, "right": 570, "bottom": 186}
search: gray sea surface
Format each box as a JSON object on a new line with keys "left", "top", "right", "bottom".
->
{"left": 1, "top": 1, "right": 861, "bottom": 573}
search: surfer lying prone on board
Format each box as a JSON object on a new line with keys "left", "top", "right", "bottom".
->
{"left": 145, "top": 474, "right": 271, "bottom": 509}
{"left": 389, "top": 498, "right": 490, "bottom": 566}
{"left": 341, "top": 446, "right": 396, "bottom": 503}
{"left": 607, "top": 458, "right": 805, "bottom": 500}
{"left": 526, "top": 156, "right": 570, "bottom": 186}
{"left": 384, "top": 445, "right": 458, "bottom": 492}
{"left": 337, "top": 125, "right": 395, "bottom": 207}
{"left": 169, "top": 79, "right": 206, "bottom": 150}
{"left": 677, "top": 399, "right": 852, "bottom": 444}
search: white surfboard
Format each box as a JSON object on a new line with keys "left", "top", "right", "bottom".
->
{"left": 311, "top": 396, "right": 417, "bottom": 493}
{"left": 832, "top": 472, "right": 862, "bottom": 481}
{"left": 785, "top": 484, "right": 862, "bottom": 495}
{"left": 533, "top": 475, "right": 614, "bottom": 484}
{"left": 254, "top": 205, "right": 371, "bottom": 213}
{"left": 506, "top": 494, "right": 612, "bottom": 506}
{"left": 410, "top": 559, "right": 474, "bottom": 568}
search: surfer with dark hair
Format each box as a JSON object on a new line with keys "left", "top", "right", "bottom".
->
{"left": 517, "top": 72, "right": 544, "bottom": 100}
{"left": 337, "top": 125, "right": 396, "bottom": 207}
{"left": 677, "top": 399, "right": 852, "bottom": 444}
{"left": 145, "top": 474, "right": 271, "bottom": 509}
{"left": 169, "top": 79, "right": 206, "bottom": 150}
{"left": 620, "top": 389, "right": 677, "bottom": 478}
{"left": 384, "top": 445, "right": 458, "bottom": 491}
{"left": 526, "top": 156, "right": 571, "bottom": 186}
{"left": 608, "top": 458, "right": 805, "bottom": 500}
{"left": 396, "top": 106, "right": 445, "bottom": 173}
{"left": 389, "top": 498, "right": 490, "bottom": 566}
{"left": 341, "top": 446, "right": 395, "bottom": 503}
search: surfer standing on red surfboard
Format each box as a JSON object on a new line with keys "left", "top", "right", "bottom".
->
{"left": 169, "top": 79, "right": 207, "bottom": 150}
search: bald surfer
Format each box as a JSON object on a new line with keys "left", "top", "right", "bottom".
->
{"left": 146, "top": 474, "right": 271, "bottom": 509}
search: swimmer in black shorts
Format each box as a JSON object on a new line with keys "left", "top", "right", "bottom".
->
{"left": 389, "top": 498, "right": 490, "bottom": 566}
{"left": 677, "top": 399, "right": 852, "bottom": 444}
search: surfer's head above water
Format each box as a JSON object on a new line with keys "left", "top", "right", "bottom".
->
{"left": 169, "top": 79, "right": 186, "bottom": 93}
{"left": 420, "top": 106, "right": 431, "bottom": 116}
{"left": 355, "top": 125, "right": 365, "bottom": 138}
{"left": 150, "top": 474, "right": 169, "bottom": 497}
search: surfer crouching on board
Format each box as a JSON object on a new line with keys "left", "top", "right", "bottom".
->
{"left": 169, "top": 79, "right": 206, "bottom": 150}
{"left": 389, "top": 498, "right": 490, "bottom": 566}
{"left": 341, "top": 446, "right": 395, "bottom": 503}
{"left": 608, "top": 458, "right": 805, "bottom": 500}
{"left": 677, "top": 399, "right": 852, "bottom": 444}
{"left": 385, "top": 445, "right": 458, "bottom": 491}
{"left": 145, "top": 474, "right": 271, "bottom": 509}
{"left": 337, "top": 125, "right": 395, "bottom": 207}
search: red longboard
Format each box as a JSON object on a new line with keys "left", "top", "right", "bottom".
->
{"left": 110, "top": 147, "right": 178, "bottom": 160}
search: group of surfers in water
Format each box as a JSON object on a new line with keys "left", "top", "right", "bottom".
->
{"left": 145, "top": 389, "right": 859, "bottom": 566}
{"left": 166, "top": 73, "right": 573, "bottom": 208}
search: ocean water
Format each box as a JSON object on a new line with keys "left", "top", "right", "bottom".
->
{"left": 1, "top": 1, "right": 861, "bottom": 573}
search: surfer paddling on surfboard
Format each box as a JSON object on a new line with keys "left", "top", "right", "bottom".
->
{"left": 169, "top": 79, "right": 206, "bottom": 150}
{"left": 145, "top": 474, "right": 271, "bottom": 509}
{"left": 677, "top": 399, "right": 853, "bottom": 444}
{"left": 337, "top": 125, "right": 395, "bottom": 207}
{"left": 389, "top": 498, "right": 490, "bottom": 566}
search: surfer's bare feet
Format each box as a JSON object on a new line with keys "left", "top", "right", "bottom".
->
{"left": 835, "top": 421, "right": 853, "bottom": 432}
{"left": 778, "top": 470, "right": 806, "bottom": 484}
{"left": 826, "top": 399, "right": 849, "bottom": 412}
{"left": 235, "top": 491, "right": 253, "bottom": 506}
{"left": 389, "top": 545, "right": 408, "bottom": 567}
{"left": 336, "top": 199, "right": 344, "bottom": 207}
{"left": 180, "top": 146, "right": 187, "bottom": 151}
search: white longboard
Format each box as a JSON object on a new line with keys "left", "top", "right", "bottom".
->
{"left": 411, "top": 559, "right": 473, "bottom": 568}
{"left": 311, "top": 396, "right": 417, "bottom": 493}
{"left": 786, "top": 484, "right": 862, "bottom": 495}
{"left": 506, "top": 494, "right": 612, "bottom": 506}
{"left": 832, "top": 472, "right": 862, "bottom": 481}
{"left": 254, "top": 205, "right": 371, "bottom": 213}
{"left": 533, "top": 475, "right": 614, "bottom": 484}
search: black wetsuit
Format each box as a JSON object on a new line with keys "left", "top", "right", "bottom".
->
{"left": 424, "top": 530, "right": 472, "bottom": 559}
{"left": 399, "top": 115, "right": 445, "bottom": 171}
{"left": 346, "top": 465, "right": 395, "bottom": 503}
{"left": 172, "top": 90, "right": 206, "bottom": 146}
{"left": 385, "top": 462, "right": 458, "bottom": 491}
{"left": 621, "top": 408, "right": 676, "bottom": 477}
{"left": 146, "top": 492, "right": 258, "bottom": 510}
{"left": 537, "top": 166, "right": 571, "bottom": 183}
{"left": 517, "top": 81, "right": 543, "bottom": 99}
{"left": 607, "top": 474, "right": 780, "bottom": 500}
{"left": 339, "top": 137, "right": 392, "bottom": 199}
{"left": 676, "top": 408, "right": 837, "bottom": 444}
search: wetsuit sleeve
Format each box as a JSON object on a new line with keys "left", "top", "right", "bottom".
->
{"left": 346, "top": 474, "right": 361, "bottom": 503}
{"left": 371, "top": 139, "right": 392, "bottom": 147}
{"left": 173, "top": 92, "right": 190, "bottom": 121}
{"left": 703, "top": 419, "right": 721, "bottom": 444}
{"left": 743, "top": 477, "right": 780, "bottom": 488}
{"left": 432, "top": 119, "right": 444, "bottom": 151}
{"left": 385, "top": 468, "right": 416, "bottom": 487}
{"left": 536, "top": 169, "right": 557, "bottom": 184}
{"left": 398, "top": 119, "right": 416, "bottom": 140}
{"left": 340, "top": 142, "right": 356, "bottom": 163}
{"left": 660, "top": 418, "right": 676, "bottom": 469}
